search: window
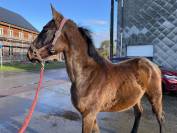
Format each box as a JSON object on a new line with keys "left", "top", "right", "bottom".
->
{"left": 28, "top": 33, "right": 33, "bottom": 40}
{"left": 0, "top": 28, "right": 3, "bottom": 36}
{"left": 2, "top": 47, "right": 3, "bottom": 56}
{"left": 9, "top": 30, "right": 13, "bottom": 37}
{"left": 19, "top": 32, "right": 24, "bottom": 39}
{"left": 8, "top": 45, "right": 13, "bottom": 55}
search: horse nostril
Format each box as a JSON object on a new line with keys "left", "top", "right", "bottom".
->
{"left": 33, "top": 51, "right": 37, "bottom": 55}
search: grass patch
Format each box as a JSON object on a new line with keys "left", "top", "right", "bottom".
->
{"left": 0, "top": 62, "right": 65, "bottom": 72}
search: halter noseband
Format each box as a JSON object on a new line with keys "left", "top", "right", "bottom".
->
{"left": 50, "top": 18, "right": 68, "bottom": 53}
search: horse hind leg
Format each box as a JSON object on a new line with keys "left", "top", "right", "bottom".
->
{"left": 146, "top": 88, "right": 165, "bottom": 133}
{"left": 131, "top": 102, "right": 143, "bottom": 133}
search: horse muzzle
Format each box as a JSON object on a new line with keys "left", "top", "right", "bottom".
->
{"left": 27, "top": 48, "right": 43, "bottom": 63}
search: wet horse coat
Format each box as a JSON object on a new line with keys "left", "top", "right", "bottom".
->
{"left": 27, "top": 5, "right": 164, "bottom": 133}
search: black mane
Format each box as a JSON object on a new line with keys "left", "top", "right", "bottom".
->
{"left": 78, "top": 27, "right": 106, "bottom": 65}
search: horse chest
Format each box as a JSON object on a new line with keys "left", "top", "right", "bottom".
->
{"left": 70, "top": 85, "right": 91, "bottom": 113}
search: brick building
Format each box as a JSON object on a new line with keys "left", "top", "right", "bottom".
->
{"left": 0, "top": 7, "right": 39, "bottom": 62}
{"left": 117, "top": 0, "right": 177, "bottom": 69}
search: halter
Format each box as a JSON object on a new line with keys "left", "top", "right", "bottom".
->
{"left": 50, "top": 18, "right": 68, "bottom": 52}
{"left": 30, "top": 18, "right": 68, "bottom": 61}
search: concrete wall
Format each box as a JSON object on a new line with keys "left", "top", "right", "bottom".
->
{"left": 120, "top": 0, "right": 177, "bottom": 69}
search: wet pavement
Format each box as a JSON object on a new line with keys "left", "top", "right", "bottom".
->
{"left": 0, "top": 68, "right": 177, "bottom": 133}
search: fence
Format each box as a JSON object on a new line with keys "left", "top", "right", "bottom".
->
{"left": 0, "top": 45, "right": 29, "bottom": 63}
{"left": 0, "top": 44, "right": 65, "bottom": 65}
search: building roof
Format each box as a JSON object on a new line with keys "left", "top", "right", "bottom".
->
{"left": 0, "top": 7, "right": 39, "bottom": 33}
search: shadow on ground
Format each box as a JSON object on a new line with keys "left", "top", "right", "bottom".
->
{"left": 0, "top": 62, "right": 65, "bottom": 72}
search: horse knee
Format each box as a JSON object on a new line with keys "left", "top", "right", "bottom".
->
{"left": 82, "top": 113, "right": 97, "bottom": 133}
{"left": 92, "top": 119, "right": 100, "bottom": 133}
{"left": 156, "top": 110, "right": 165, "bottom": 124}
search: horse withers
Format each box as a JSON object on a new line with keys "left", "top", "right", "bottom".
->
{"left": 27, "top": 5, "right": 164, "bottom": 133}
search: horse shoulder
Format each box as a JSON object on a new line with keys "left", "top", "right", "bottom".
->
{"left": 71, "top": 64, "right": 108, "bottom": 113}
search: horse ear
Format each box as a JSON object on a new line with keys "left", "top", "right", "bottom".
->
{"left": 51, "top": 4, "right": 63, "bottom": 27}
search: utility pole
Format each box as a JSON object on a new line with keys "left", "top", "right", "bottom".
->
{"left": 110, "top": 0, "right": 114, "bottom": 60}
{"left": 0, "top": 44, "right": 2, "bottom": 68}
{"left": 116, "top": 0, "right": 120, "bottom": 57}
{"left": 120, "top": 0, "right": 124, "bottom": 57}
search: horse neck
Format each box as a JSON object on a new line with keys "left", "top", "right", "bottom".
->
{"left": 63, "top": 36, "right": 91, "bottom": 83}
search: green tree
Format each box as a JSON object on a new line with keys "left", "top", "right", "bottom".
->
{"left": 101, "top": 40, "right": 110, "bottom": 50}
{"left": 100, "top": 40, "right": 110, "bottom": 58}
{"left": 99, "top": 40, "right": 116, "bottom": 58}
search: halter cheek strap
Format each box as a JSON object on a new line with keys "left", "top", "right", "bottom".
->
{"left": 51, "top": 18, "right": 68, "bottom": 47}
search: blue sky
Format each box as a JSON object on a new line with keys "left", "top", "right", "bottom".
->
{"left": 0, "top": 0, "right": 113, "bottom": 47}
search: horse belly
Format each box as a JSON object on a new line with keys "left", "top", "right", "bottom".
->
{"left": 108, "top": 97, "right": 140, "bottom": 112}
{"left": 102, "top": 86, "right": 144, "bottom": 112}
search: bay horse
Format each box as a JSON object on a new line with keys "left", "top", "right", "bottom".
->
{"left": 27, "top": 5, "right": 164, "bottom": 133}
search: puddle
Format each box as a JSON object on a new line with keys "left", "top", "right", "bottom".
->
{"left": 48, "top": 110, "right": 81, "bottom": 121}
{"left": 0, "top": 95, "right": 7, "bottom": 98}
{"left": 101, "top": 117, "right": 110, "bottom": 121}
{"left": 11, "top": 85, "right": 23, "bottom": 89}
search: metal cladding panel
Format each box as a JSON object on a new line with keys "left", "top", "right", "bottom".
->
{"left": 120, "top": 0, "right": 177, "bottom": 69}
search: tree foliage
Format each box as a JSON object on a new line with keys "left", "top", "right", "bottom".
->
{"left": 99, "top": 40, "right": 110, "bottom": 58}
{"left": 99, "top": 40, "right": 116, "bottom": 58}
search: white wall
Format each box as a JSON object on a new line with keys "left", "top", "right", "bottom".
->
{"left": 127, "top": 45, "right": 153, "bottom": 57}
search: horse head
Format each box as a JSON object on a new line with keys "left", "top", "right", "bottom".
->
{"left": 27, "top": 5, "right": 71, "bottom": 63}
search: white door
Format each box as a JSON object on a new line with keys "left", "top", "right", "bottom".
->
{"left": 127, "top": 45, "right": 153, "bottom": 57}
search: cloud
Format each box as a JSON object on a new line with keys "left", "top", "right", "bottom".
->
{"left": 78, "top": 19, "right": 117, "bottom": 48}
{"left": 85, "top": 19, "right": 108, "bottom": 26}
{"left": 92, "top": 31, "right": 117, "bottom": 48}
{"left": 92, "top": 31, "right": 109, "bottom": 48}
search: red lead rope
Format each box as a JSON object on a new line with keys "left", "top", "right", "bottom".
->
{"left": 18, "top": 66, "right": 44, "bottom": 133}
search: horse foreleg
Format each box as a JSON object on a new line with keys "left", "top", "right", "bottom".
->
{"left": 131, "top": 102, "right": 143, "bottom": 133}
{"left": 92, "top": 119, "right": 100, "bottom": 133}
{"left": 82, "top": 112, "right": 97, "bottom": 133}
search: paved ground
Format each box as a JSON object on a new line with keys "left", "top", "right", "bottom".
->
{"left": 0, "top": 69, "right": 177, "bottom": 133}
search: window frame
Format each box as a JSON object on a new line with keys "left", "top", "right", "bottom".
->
{"left": 28, "top": 33, "right": 33, "bottom": 40}
{"left": 19, "top": 32, "right": 24, "bottom": 39}
{"left": 9, "top": 29, "right": 13, "bottom": 37}
{"left": 0, "top": 28, "right": 3, "bottom": 36}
